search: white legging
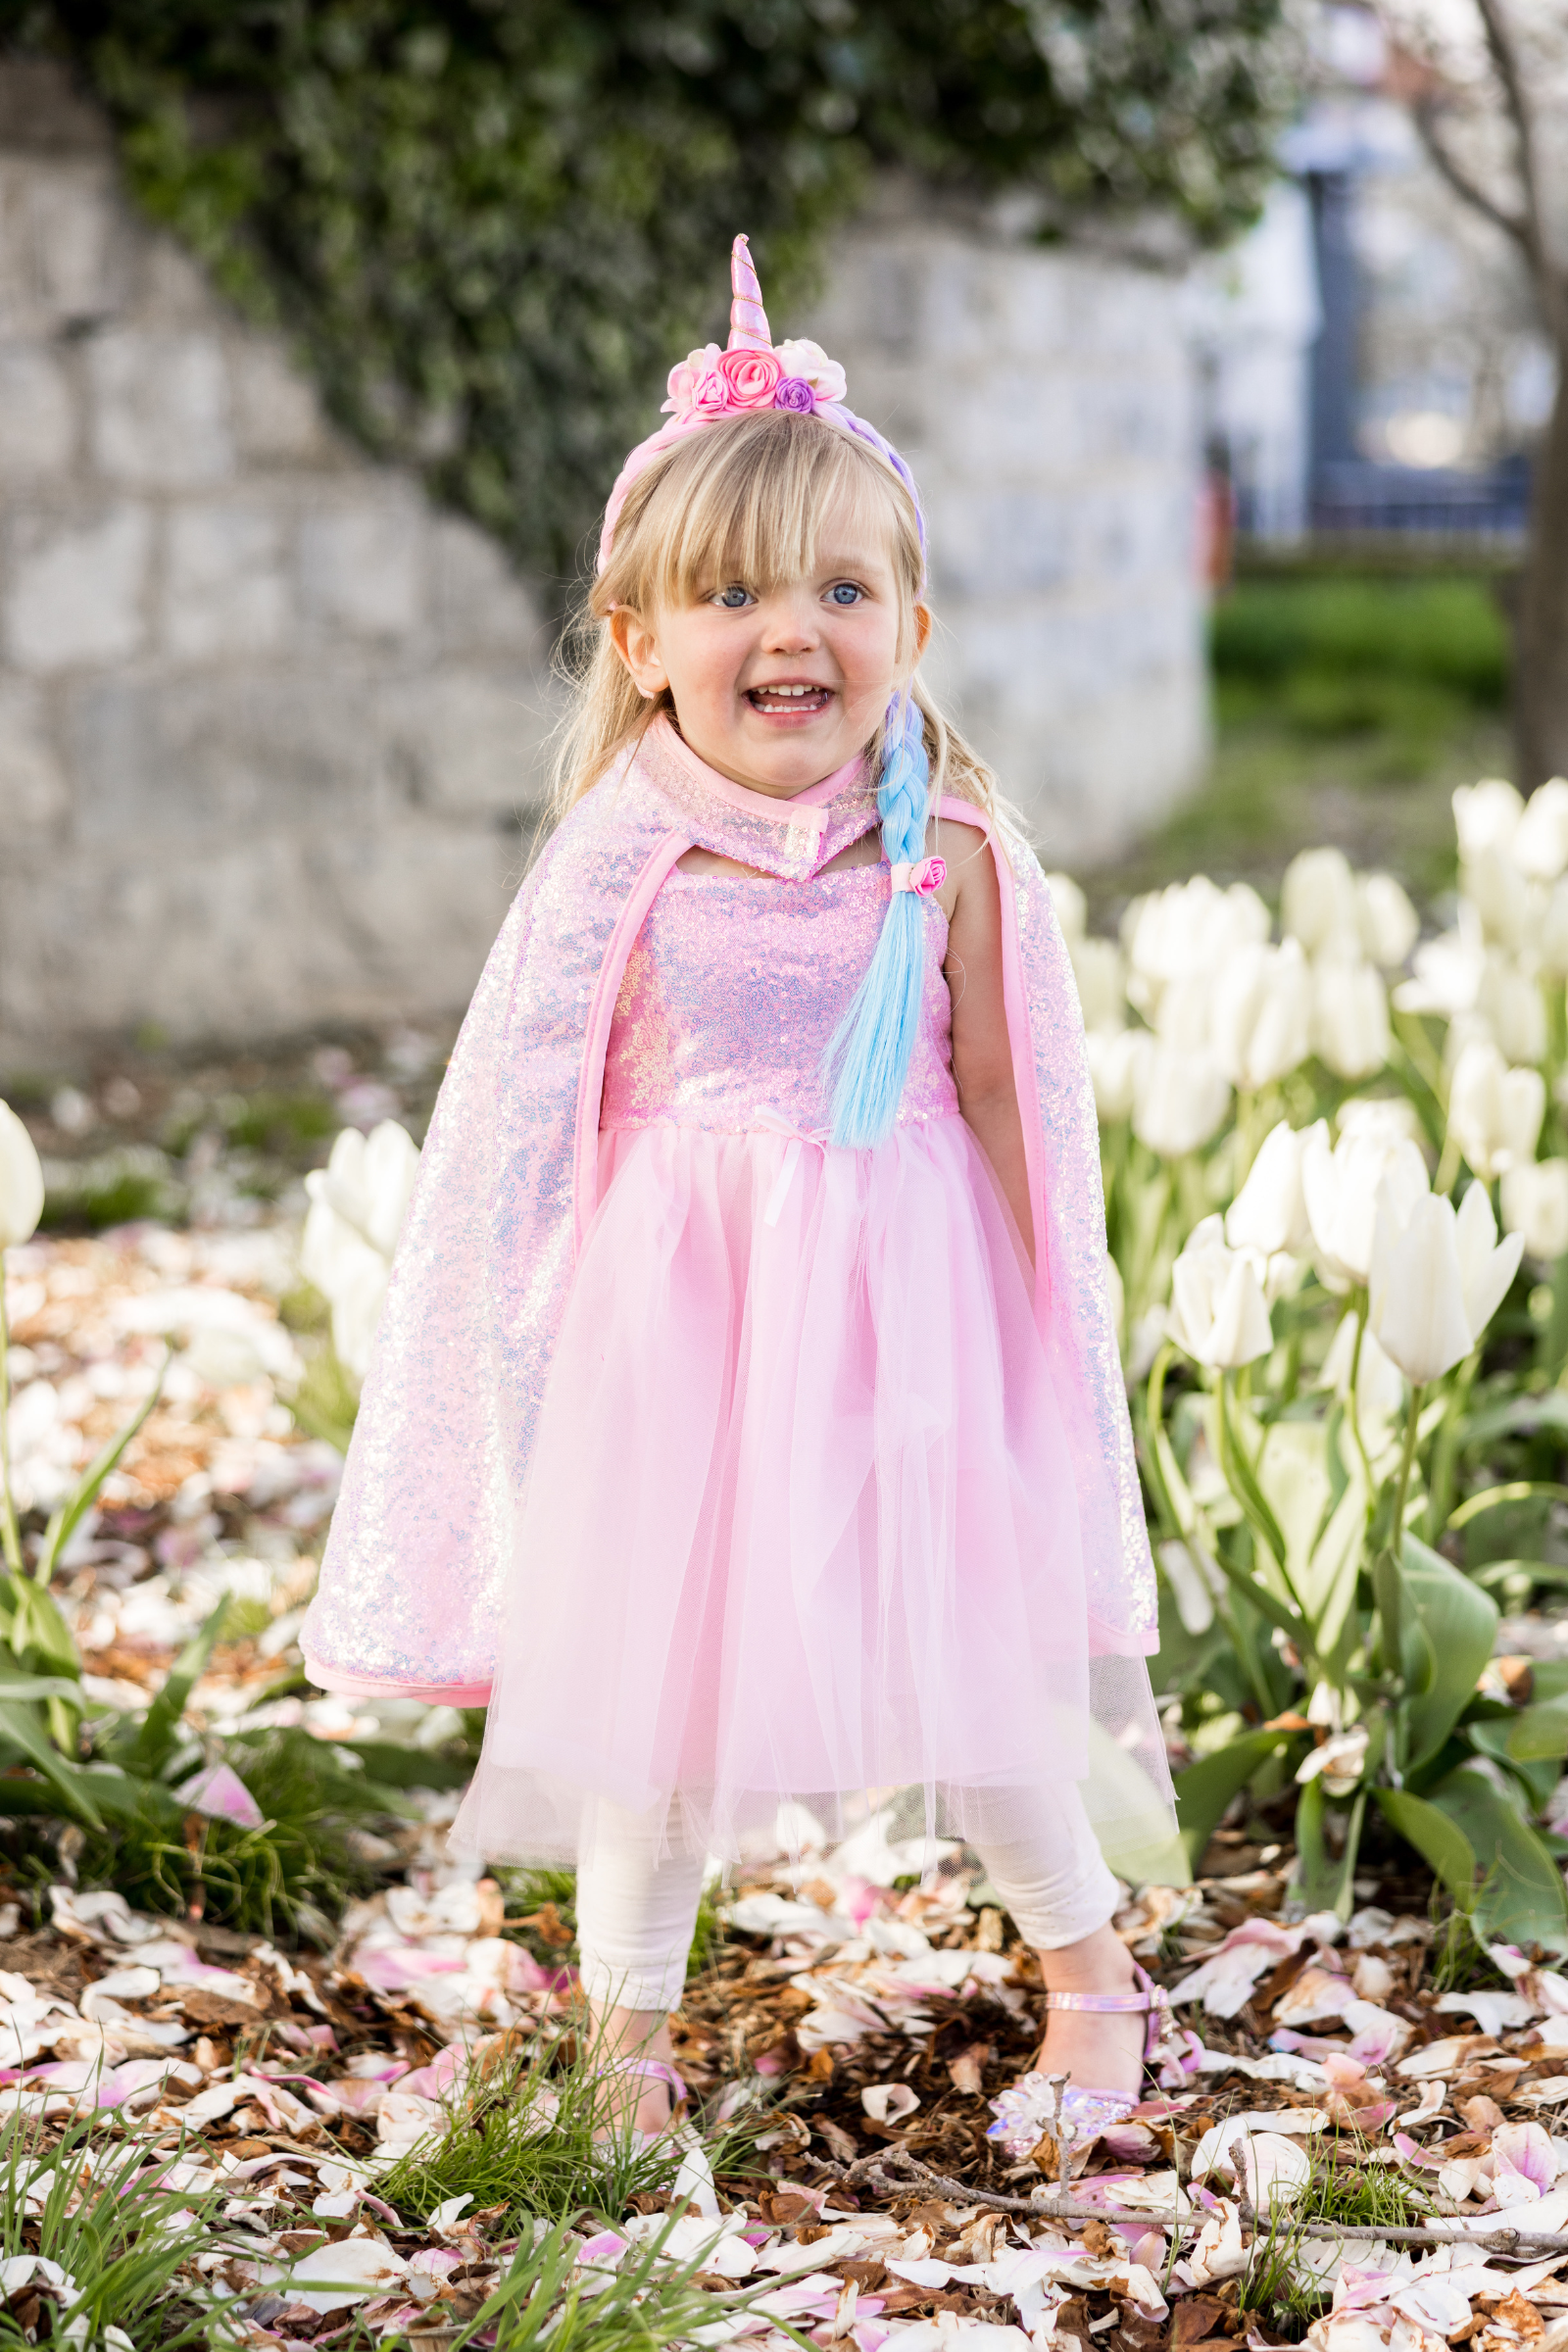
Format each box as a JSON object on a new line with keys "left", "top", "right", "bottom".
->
{"left": 576, "top": 1788, "right": 1120, "bottom": 2015}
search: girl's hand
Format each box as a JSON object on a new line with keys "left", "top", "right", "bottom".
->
{"left": 935, "top": 820, "right": 1035, "bottom": 1269}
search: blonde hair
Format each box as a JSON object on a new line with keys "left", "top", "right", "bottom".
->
{"left": 550, "top": 410, "right": 996, "bottom": 824}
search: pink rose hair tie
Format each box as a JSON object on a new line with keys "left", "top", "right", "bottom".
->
{"left": 597, "top": 234, "right": 926, "bottom": 577}
{"left": 890, "top": 857, "right": 947, "bottom": 898}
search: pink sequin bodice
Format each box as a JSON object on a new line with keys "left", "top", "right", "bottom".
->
{"left": 602, "top": 867, "right": 958, "bottom": 1138}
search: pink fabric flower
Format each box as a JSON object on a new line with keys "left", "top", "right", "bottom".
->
{"left": 690, "top": 368, "right": 733, "bottom": 419}
{"left": 717, "top": 346, "right": 782, "bottom": 409}
{"left": 662, "top": 343, "right": 722, "bottom": 417}
{"left": 891, "top": 857, "right": 947, "bottom": 898}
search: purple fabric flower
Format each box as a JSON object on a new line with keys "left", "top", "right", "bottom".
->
{"left": 773, "top": 377, "right": 816, "bottom": 413}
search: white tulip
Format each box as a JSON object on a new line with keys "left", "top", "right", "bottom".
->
{"left": 1046, "top": 871, "right": 1088, "bottom": 941}
{"left": 1311, "top": 956, "right": 1391, "bottom": 1080}
{"left": 1122, "top": 876, "right": 1269, "bottom": 1020}
{"left": 1226, "top": 1118, "right": 1319, "bottom": 1298}
{"left": 1447, "top": 1039, "right": 1545, "bottom": 1180}
{"left": 1130, "top": 1040, "right": 1233, "bottom": 1159}
{"left": 1152, "top": 973, "right": 1213, "bottom": 1054}
{"left": 1296, "top": 1724, "right": 1370, "bottom": 1798}
{"left": 1356, "top": 872, "right": 1419, "bottom": 968}
{"left": 1464, "top": 844, "right": 1536, "bottom": 953}
{"left": 1211, "top": 939, "right": 1312, "bottom": 1089}
{"left": 1086, "top": 1028, "right": 1141, "bottom": 1123}
{"left": 1068, "top": 934, "right": 1126, "bottom": 1032}
{"left": 1395, "top": 903, "right": 1485, "bottom": 1019}
{"left": 1480, "top": 953, "right": 1548, "bottom": 1066}
{"left": 1513, "top": 779, "right": 1568, "bottom": 881}
{"left": 1302, "top": 1119, "right": 1430, "bottom": 1294}
{"left": 301, "top": 1120, "right": 421, "bottom": 1379}
{"left": 1282, "top": 846, "right": 1359, "bottom": 956}
{"left": 0, "top": 1101, "right": 44, "bottom": 1251}
{"left": 1168, "top": 1215, "right": 1275, "bottom": 1369}
{"left": 1500, "top": 1158, "right": 1568, "bottom": 1262}
{"left": 1541, "top": 881, "right": 1568, "bottom": 976}
{"left": 1336, "top": 1097, "right": 1423, "bottom": 1147}
{"left": 1453, "top": 777, "right": 1523, "bottom": 861}
{"left": 1368, "top": 1178, "right": 1522, "bottom": 1385}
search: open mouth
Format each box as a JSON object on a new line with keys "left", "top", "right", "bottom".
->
{"left": 745, "top": 682, "right": 833, "bottom": 717}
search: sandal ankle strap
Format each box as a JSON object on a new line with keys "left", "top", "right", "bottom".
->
{"left": 1042, "top": 1960, "right": 1172, "bottom": 2064}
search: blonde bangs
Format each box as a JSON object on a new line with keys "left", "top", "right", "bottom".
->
{"left": 550, "top": 409, "right": 998, "bottom": 826}
{"left": 622, "top": 414, "right": 921, "bottom": 618}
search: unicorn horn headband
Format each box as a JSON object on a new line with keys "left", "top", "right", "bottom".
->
{"left": 596, "top": 233, "right": 926, "bottom": 577}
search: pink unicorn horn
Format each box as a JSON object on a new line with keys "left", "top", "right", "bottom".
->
{"left": 728, "top": 232, "right": 771, "bottom": 351}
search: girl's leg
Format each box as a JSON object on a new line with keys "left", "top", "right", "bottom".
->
{"left": 576, "top": 1807, "right": 707, "bottom": 2135}
{"left": 970, "top": 1787, "right": 1145, "bottom": 2096}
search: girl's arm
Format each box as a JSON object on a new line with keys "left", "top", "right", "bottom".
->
{"left": 936, "top": 817, "right": 1034, "bottom": 1266}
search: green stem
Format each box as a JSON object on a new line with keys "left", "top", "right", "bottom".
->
{"left": 1378, "top": 1382, "right": 1424, "bottom": 1679}
{"left": 1343, "top": 1301, "right": 1375, "bottom": 1499}
{"left": 0, "top": 1256, "right": 24, "bottom": 1580}
{"left": 1433, "top": 1132, "right": 1461, "bottom": 1199}
{"left": 1448, "top": 1479, "right": 1568, "bottom": 1530}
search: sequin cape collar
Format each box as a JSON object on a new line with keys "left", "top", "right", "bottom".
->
{"left": 300, "top": 718, "right": 1154, "bottom": 1703}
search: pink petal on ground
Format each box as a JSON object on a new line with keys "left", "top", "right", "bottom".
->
{"left": 1494, "top": 2120, "right": 1555, "bottom": 2202}
{"left": 173, "top": 1762, "right": 265, "bottom": 1829}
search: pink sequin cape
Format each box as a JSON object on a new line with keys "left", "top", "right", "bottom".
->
{"left": 301, "top": 719, "right": 1155, "bottom": 1701}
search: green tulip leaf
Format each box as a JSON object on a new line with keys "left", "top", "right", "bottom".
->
{"left": 37, "top": 1357, "right": 167, "bottom": 1586}
{"left": 0, "top": 1699, "right": 104, "bottom": 1831}
{"left": 1173, "top": 1724, "right": 1302, "bottom": 1871}
{"left": 1373, "top": 1787, "right": 1477, "bottom": 1911}
{"left": 1399, "top": 1536, "right": 1500, "bottom": 1773}
{"left": 1427, "top": 1765, "right": 1568, "bottom": 1951}
{"left": 1295, "top": 1778, "right": 1367, "bottom": 1921}
{"left": 112, "top": 1600, "right": 229, "bottom": 1779}
{"left": 1504, "top": 1698, "right": 1568, "bottom": 1765}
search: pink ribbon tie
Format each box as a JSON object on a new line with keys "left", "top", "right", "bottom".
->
{"left": 889, "top": 856, "right": 947, "bottom": 898}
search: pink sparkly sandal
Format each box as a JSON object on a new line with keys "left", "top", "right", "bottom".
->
{"left": 986, "top": 1962, "right": 1176, "bottom": 2161}
{"left": 595, "top": 2055, "right": 688, "bottom": 2146}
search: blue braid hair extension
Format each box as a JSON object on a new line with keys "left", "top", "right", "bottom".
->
{"left": 825, "top": 688, "right": 933, "bottom": 1148}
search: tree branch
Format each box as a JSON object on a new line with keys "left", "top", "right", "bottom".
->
{"left": 1410, "top": 95, "right": 1530, "bottom": 257}
{"left": 1472, "top": 0, "right": 1549, "bottom": 277}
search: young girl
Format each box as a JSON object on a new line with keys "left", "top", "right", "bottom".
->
{"left": 303, "top": 238, "right": 1178, "bottom": 2153}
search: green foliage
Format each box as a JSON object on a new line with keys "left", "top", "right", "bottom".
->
{"left": 0, "top": 2110, "right": 233, "bottom": 2351}
{"left": 1173, "top": 1723, "right": 1300, "bottom": 1869}
{"left": 380, "top": 2028, "right": 691, "bottom": 2231}
{"left": 1212, "top": 575, "right": 1511, "bottom": 706}
{"left": 0, "top": 0, "right": 1292, "bottom": 580}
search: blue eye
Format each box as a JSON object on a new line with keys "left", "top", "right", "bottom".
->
{"left": 827, "top": 582, "right": 864, "bottom": 606}
{"left": 711, "top": 584, "right": 754, "bottom": 609}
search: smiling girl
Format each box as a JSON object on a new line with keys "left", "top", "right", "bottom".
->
{"left": 304, "top": 238, "right": 1179, "bottom": 2157}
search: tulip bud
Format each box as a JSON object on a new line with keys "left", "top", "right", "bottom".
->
{"left": 1045, "top": 871, "right": 1087, "bottom": 942}
{"left": 1513, "top": 778, "right": 1568, "bottom": 881}
{"left": 1311, "top": 956, "right": 1390, "bottom": 1080}
{"left": 1302, "top": 1118, "right": 1429, "bottom": 1294}
{"left": 1394, "top": 904, "right": 1485, "bottom": 1020}
{"left": 1211, "top": 939, "right": 1312, "bottom": 1089}
{"left": 1479, "top": 953, "right": 1547, "bottom": 1065}
{"left": 1453, "top": 777, "right": 1523, "bottom": 861}
{"left": 1130, "top": 1039, "right": 1232, "bottom": 1159}
{"left": 1464, "top": 843, "right": 1534, "bottom": 952}
{"left": 1123, "top": 876, "right": 1268, "bottom": 1022}
{"left": 0, "top": 1100, "right": 44, "bottom": 1251}
{"left": 1500, "top": 1158, "right": 1568, "bottom": 1262}
{"left": 1367, "top": 1177, "right": 1522, "bottom": 1384}
{"left": 1226, "top": 1118, "right": 1319, "bottom": 1286}
{"left": 1086, "top": 1029, "right": 1140, "bottom": 1124}
{"left": 1282, "top": 846, "right": 1359, "bottom": 956}
{"left": 1356, "top": 872, "right": 1418, "bottom": 968}
{"left": 301, "top": 1119, "right": 421, "bottom": 1378}
{"left": 1167, "top": 1214, "right": 1275, "bottom": 1369}
{"left": 1447, "top": 1039, "right": 1545, "bottom": 1180}
{"left": 1068, "top": 934, "right": 1126, "bottom": 1032}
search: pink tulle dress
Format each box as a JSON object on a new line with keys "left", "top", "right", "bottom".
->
{"left": 452, "top": 855, "right": 1102, "bottom": 1868}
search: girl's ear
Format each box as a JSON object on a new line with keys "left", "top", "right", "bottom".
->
{"left": 609, "top": 607, "right": 669, "bottom": 702}
{"left": 912, "top": 602, "right": 933, "bottom": 662}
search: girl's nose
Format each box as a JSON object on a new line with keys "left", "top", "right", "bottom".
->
{"left": 759, "top": 590, "right": 820, "bottom": 651}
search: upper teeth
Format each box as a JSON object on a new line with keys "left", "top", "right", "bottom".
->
{"left": 759, "top": 685, "right": 817, "bottom": 697}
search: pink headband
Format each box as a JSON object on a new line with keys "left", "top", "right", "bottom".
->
{"left": 596, "top": 234, "right": 926, "bottom": 578}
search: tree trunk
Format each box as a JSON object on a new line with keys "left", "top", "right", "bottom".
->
{"left": 1515, "top": 330, "right": 1568, "bottom": 789}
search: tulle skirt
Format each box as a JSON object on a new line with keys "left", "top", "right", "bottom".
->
{"left": 453, "top": 1112, "right": 1114, "bottom": 1868}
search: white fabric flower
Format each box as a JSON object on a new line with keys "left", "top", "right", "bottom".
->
{"left": 773, "top": 338, "right": 847, "bottom": 404}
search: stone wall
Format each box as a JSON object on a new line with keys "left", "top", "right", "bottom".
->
{"left": 0, "top": 70, "right": 1206, "bottom": 1055}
